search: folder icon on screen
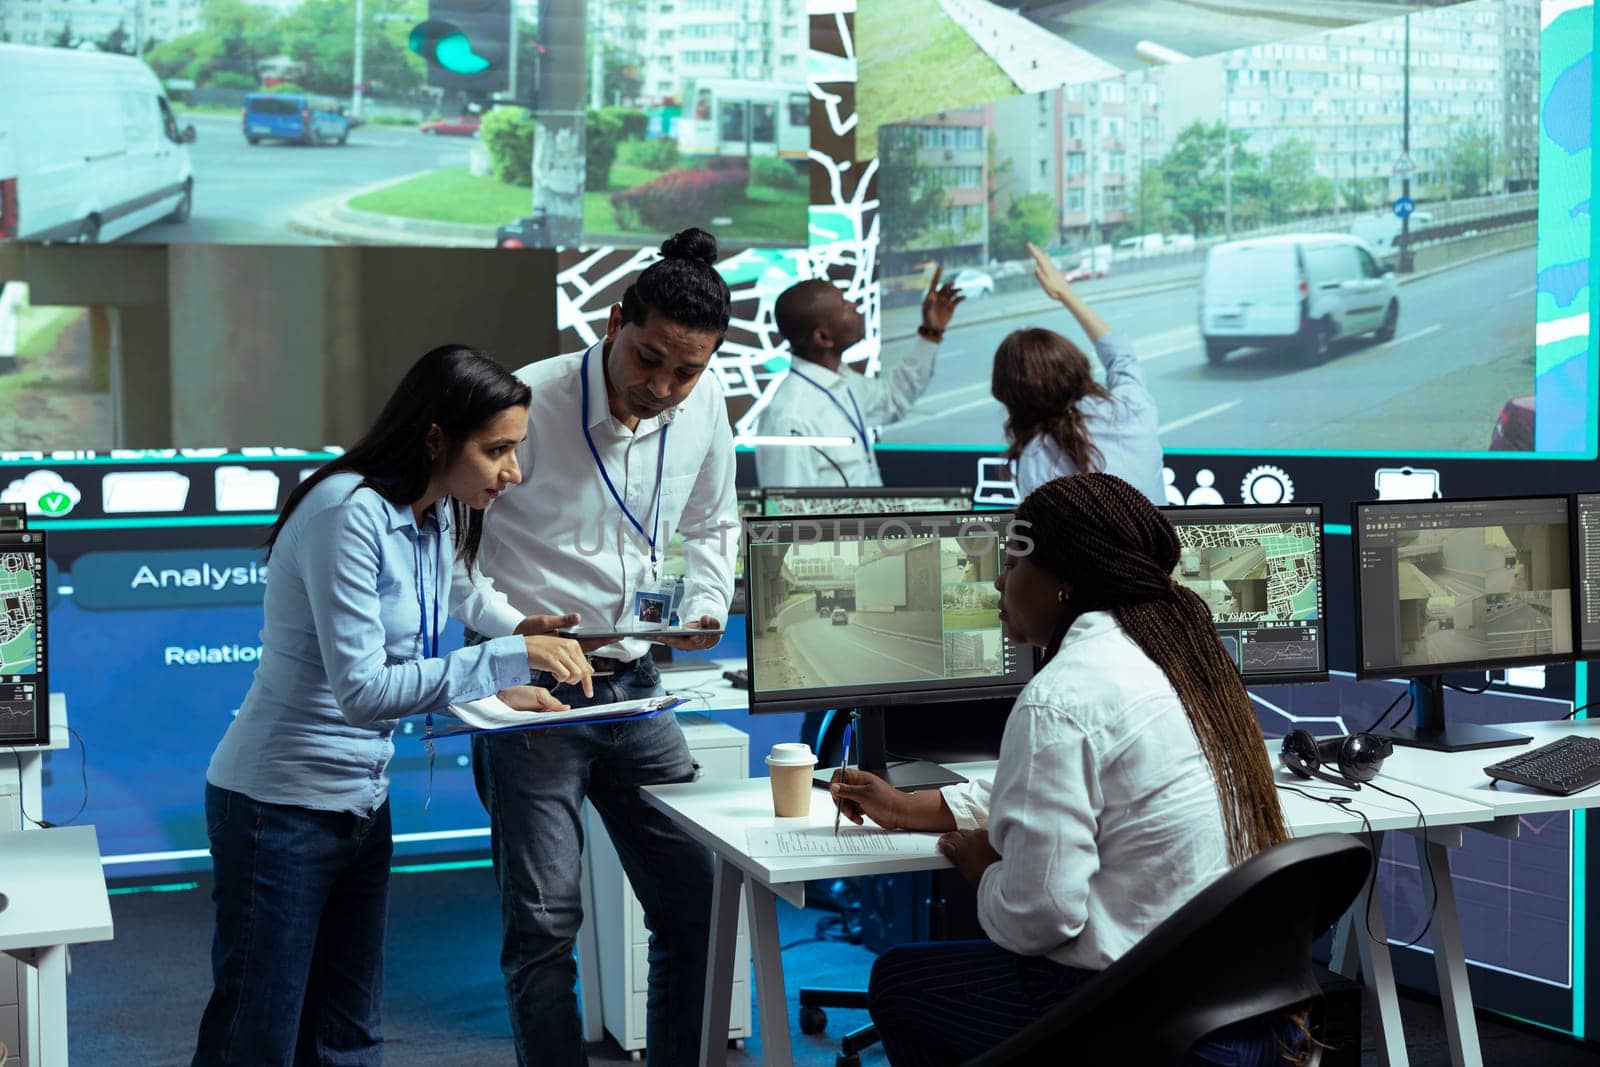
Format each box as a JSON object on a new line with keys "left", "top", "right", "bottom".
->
{"left": 102, "top": 471, "right": 191, "bottom": 513}
{"left": 214, "top": 466, "right": 281, "bottom": 512}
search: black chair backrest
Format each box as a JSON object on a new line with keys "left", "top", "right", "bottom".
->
{"left": 966, "top": 833, "right": 1372, "bottom": 1067}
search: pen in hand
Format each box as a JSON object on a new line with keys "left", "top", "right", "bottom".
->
{"left": 834, "top": 721, "right": 853, "bottom": 836}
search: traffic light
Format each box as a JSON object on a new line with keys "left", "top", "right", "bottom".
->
{"left": 410, "top": 0, "right": 511, "bottom": 93}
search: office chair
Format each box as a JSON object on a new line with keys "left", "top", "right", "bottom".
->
{"left": 964, "top": 833, "right": 1372, "bottom": 1066}
{"left": 797, "top": 703, "right": 1010, "bottom": 1067}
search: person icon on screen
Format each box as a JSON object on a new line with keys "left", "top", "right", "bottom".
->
{"left": 1163, "top": 467, "right": 1185, "bottom": 508}
{"left": 1185, "top": 469, "right": 1226, "bottom": 507}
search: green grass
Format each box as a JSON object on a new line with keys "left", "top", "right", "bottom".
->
{"left": 0, "top": 307, "right": 90, "bottom": 403}
{"left": 349, "top": 164, "right": 808, "bottom": 244}
{"left": 856, "top": 0, "right": 1019, "bottom": 153}
{"left": 942, "top": 608, "right": 1000, "bottom": 631}
{"left": 347, "top": 168, "right": 530, "bottom": 225}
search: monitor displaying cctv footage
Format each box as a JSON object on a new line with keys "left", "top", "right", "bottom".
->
{"left": 743, "top": 510, "right": 1034, "bottom": 714}
{"left": 872, "top": 0, "right": 1591, "bottom": 460}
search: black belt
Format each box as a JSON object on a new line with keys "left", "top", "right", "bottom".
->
{"left": 584, "top": 654, "right": 645, "bottom": 677}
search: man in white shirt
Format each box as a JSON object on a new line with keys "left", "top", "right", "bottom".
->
{"left": 753, "top": 271, "right": 963, "bottom": 487}
{"left": 452, "top": 229, "right": 739, "bottom": 1067}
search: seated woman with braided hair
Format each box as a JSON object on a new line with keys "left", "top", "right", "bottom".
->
{"left": 830, "top": 472, "right": 1300, "bottom": 1066}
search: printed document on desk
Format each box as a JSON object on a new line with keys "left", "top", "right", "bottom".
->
{"left": 745, "top": 827, "right": 944, "bottom": 858}
{"left": 429, "top": 694, "right": 687, "bottom": 736}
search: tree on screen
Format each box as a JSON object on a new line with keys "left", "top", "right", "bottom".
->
{"left": 1448, "top": 123, "right": 1500, "bottom": 199}
{"left": 989, "top": 193, "right": 1057, "bottom": 260}
{"left": 878, "top": 125, "right": 951, "bottom": 253}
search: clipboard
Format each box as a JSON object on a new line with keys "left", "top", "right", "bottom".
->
{"left": 425, "top": 695, "right": 690, "bottom": 739}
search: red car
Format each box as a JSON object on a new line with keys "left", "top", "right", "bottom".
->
{"left": 420, "top": 114, "right": 480, "bottom": 137}
{"left": 1489, "top": 395, "right": 1534, "bottom": 451}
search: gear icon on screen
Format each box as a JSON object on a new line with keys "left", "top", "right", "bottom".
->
{"left": 1240, "top": 465, "right": 1295, "bottom": 505}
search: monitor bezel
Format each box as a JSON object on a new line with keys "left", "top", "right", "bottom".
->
{"left": 760, "top": 485, "right": 976, "bottom": 517}
{"left": 0, "top": 530, "right": 50, "bottom": 749}
{"left": 1159, "top": 502, "right": 1331, "bottom": 686}
{"left": 1350, "top": 494, "right": 1581, "bottom": 681}
{"left": 742, "top": 509, "right": 1034, "bottom": 715}
{"left": 1577, "top": 492, "right": 1600, "bottom": 658}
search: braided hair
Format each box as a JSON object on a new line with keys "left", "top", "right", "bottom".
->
{"left": 1015, "top": 472, "right": 1290, "bottom": 864}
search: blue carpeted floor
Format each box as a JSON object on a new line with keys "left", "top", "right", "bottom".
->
{"left": 64, "top": 864, "right": 1600, "bottom": 1065}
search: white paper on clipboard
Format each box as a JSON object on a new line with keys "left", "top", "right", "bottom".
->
{"left": 430, "top": 694, "right": 686, "bottom": 736}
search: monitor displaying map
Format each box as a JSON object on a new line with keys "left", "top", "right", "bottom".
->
{"left": 0, "top": 530, "right": 49, "bottom": 747}
{"left": 1163, "top": 504, "right": 1327, "bottom": 685}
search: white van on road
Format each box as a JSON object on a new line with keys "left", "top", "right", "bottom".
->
{"left": 1198, "top": 234, "right": 1399, "bottom": 365}
{"left": 0, "top": 44, "right": 196, "bottom": 243}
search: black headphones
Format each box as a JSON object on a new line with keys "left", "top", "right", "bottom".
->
{"left": 1278, "top": 730, "right": 1393, "bottom": 790}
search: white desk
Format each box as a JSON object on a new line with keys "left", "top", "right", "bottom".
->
{"left": 644, "top": 759, "right": 1496, "bottom": 1067}
{"left": 664, "top": 663, "right": 749, "bottom": 715}
{"left": 1271, "top": 761, "right": 1498, "bottom": 1067}
{"left": 0, "top": 825, "right": 114, "bottom": 1067}
{"left": 0, "top": 693, "right": 70, "bottom": 1067}
{"left": 1369, "top": 718, "right": 1600, "bottom": 1067}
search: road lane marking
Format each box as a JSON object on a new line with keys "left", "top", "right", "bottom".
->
{"left": 1381, "top": 324, "right": 1442, "bottom": 348}
{"left": 1159, "top": 400, "right": 1241, "bottom": 435}
{"left": 851, "top": 630, "right": 945, "bottom": 678}
{"left": 895, "top": 394, "right": 1005, "bottom": 432}
{"left": 912, "top": 325, "right": 1199, "bottom": 407}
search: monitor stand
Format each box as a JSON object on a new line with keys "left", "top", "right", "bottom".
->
{"left": 810, "top": 706, "right": 969, "bottom": 793}
{"left": 1376, "top": 675, "right": 1532, "bottom": 753}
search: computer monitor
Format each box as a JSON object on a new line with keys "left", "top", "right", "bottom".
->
{"left": 649, "top": 488, "right": 763, "bottom": 668}
{"left": 744, "top": 510, "right": 1035, "bottom": 789}
{"left": 1161, "top": 503, "right": 1328, "bottom": 686}
{"left": 761, "top": 486, "right": 975, "bottom": 518}
{"left": 0, "top": 530, "right": 48, "bottom": 748}
{"left": 1576, "top": 493, "right": 1600, "bottom": 661}
{"left": 1353, "top": 495, "right": 1576, "bottom": 751}
{"left": 657, "top": 487, "right": 763, "bottom": 585}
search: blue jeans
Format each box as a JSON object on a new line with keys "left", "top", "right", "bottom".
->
{"left": 192, "top": 784, "right": 392, "bottom": 1067}
{"left": 869, "top": 941, "right": 1302, "bottom": 1066}
{"left": 470, "top": 654, "right": 715, "bottom": 1066}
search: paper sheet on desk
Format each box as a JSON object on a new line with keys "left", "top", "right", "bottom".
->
{"left": 429, "top": 694, "right": 685, "bottom": 736}
{"left": 745, "top": 827, "right": 943, "bottom": 858}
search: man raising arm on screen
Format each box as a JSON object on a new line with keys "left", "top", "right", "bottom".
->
{"left": 754, "top": 271, "right": 963, "bottom": 488}
{"left": 451, "top": 228, "right": 739, "bottom": 1067}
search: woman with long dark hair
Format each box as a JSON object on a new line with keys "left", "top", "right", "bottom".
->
{"left": 192, "top": 345, "right": 594, "bottom": 1067}
{"left": 991, "top": 244, "right": 1165, "bottom": 504}
{"left": 831, "top": 473, "right": 1297, "bottom": 1065}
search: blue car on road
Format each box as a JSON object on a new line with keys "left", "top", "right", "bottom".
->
{"left": 242, "top": 93, "right": 351, "bottom": 146}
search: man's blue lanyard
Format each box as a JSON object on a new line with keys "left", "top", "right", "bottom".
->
{"left": 415, "top": 523, "right": 442, "bottom": 807}
{"left": 788, "top": 368, "right": 872, "bottom": 458}
{"left": 581, "top": 347, "right": 670, "bottom": 577}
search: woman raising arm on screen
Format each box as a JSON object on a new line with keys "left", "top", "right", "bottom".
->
{"left": 831, "top": 472, "right": 1299, "bottom": 1065}
{"left": 990, "top": 244, "right": 1165, "bottom": 504}
{"left": 191, "top": 346, "right": 594, "bottom": 1067}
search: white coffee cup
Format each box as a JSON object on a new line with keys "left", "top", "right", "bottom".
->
{"left": 765, "top": 742, "right": 817, "bottom": 817}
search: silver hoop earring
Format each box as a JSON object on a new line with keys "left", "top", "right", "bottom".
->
{"left": 1056, "top": 588, "right": 1067, "bottom": 603}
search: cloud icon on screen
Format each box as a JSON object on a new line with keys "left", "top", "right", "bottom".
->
{"left": 1, "top": 469, "right": 84, "bottom": 517}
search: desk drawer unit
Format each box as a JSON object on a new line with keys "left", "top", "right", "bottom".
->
{"left": 588, "top": 714, "right": 751, "bottom": 1057}
{"left": 2, "top": 777, "right": 27, "bottom": 1066}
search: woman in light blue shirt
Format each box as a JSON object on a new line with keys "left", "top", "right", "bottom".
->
{"left": 192, "top": 346, "right": 594, "bottom": 1067}
{"left": 991, "top": 243, "right": 1166, "bottom": 505}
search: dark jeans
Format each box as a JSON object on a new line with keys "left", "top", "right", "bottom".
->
{"left": 869, "top": 941, "right": 1302, "bottom": 1066}
{"left": 192, "top": 784, "right": 393, "bottom": 1067}
{"left": 470, "top": 654, "right": 715, "bottom": 1067}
